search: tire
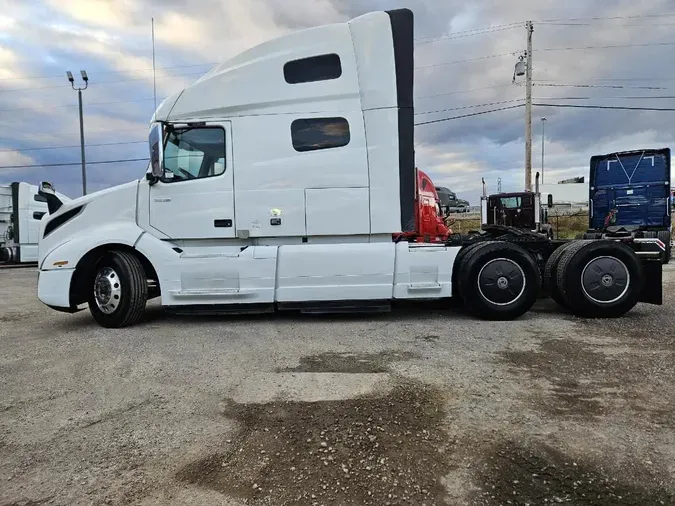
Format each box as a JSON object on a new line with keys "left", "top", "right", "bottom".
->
{"left": 458, "top": 241, "right": 540, "bottom": 320}
{"left": 543, "top": 241, "right": 585, "bottom": 310}
{"left": 657, "top": 231, "right": 671, "bottom": 264}
{"left": 452, "top": 240, "right": 490, "bottom": 301}
{"left": 88, "top": 250, "right": 148, "bottom": 328}
{"left": 556, "top": 240, "right": 643, "bottom": 318}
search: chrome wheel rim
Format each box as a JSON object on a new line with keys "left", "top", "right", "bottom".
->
{"left": 94, "top": 267, "right": 121, "bottom": 314}
{"left": 581, "top": 256, "right": 629, "bottom": 304}
{"left": 477, "top": 258, "right": 526, "bottom": 306}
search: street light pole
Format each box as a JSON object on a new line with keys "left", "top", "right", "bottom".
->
{"left": 77, "top": 88, "right": 86, "bottom": 196}
{"left": 67, "top": 70, "right": 89, "bottom": 196}
{"left": 541, "top": 117, "right": 547, "bottom": 185}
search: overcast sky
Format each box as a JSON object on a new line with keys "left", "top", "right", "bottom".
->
{"left": 1, "top": 0, "right": 674, "bottom": 201}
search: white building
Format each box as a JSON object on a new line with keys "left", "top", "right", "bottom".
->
{"left": 541, "top": 183, "right": 588, "bottom": 205}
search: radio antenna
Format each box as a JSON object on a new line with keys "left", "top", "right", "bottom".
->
{"left": 151, "top": 17, "right": 157, "bottom": 111}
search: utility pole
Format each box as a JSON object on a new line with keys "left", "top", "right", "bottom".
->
{"left": 524, "top": 20, "right": 534, "bottom": 191}
{"left": 540, "top": 117, "right": 547, "bottom": 184}
{"left": 67, "top": 70, "right": 89, "bottom": 196}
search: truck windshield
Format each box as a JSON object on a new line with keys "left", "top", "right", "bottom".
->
{"left": 500, "top": 197, "right": 521, "bottom": 209}
{"left": 163, "top": 127, "right": 226, "bottom": 181}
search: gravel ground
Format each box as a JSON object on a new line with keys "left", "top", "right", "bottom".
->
{"left": 0, "top": 265, "right": 674, "bottom": 506}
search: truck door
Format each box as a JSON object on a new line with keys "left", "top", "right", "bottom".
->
{"left": 149, "top": 122, "right": 235, "bottom": 239}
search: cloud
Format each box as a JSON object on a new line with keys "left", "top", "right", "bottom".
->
{"left": 0, "top": 150, "right": 35, "bottom": 173}
{"left": 1, "top": 0, "right": 674, "bottom": 203}
{"left": 0, "top": 45, "right": 22, "bottom": 79}
{"left": 42, "top": 0, "right": 138, "bottom": 29}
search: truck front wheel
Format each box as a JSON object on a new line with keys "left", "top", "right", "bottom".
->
{"left": 458, "top": 241, "right": 540, "bottom": 320}
{"left": 88, "top": 250, "right": 148, "bottom": 328}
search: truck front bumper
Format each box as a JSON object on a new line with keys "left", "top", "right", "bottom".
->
{"left": 37, "top": 268, "right": 76, "bottom": 310}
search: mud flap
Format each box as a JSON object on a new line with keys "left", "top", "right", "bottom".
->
{"left": 639, "top": 259, "right": 662, "bottom": 305}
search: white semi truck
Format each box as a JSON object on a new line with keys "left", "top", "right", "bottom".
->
{"left": 35, "top": 9, "right": 663, "bottom": 328}
{"left": 0, "top": 182, "right": 70, "bottom": 264}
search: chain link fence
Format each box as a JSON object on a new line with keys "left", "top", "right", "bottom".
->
{"left": 448, "top": 209, "right": 590, "bottom": 239}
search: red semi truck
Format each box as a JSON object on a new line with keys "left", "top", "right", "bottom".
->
{"left": 393, "top": 168, "right": 450, "bottom": 243}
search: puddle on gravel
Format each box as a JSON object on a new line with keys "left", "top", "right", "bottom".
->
{"left": 276, "top": 351, "right": 419, "bottom": 374}
{"left": 3, "top": 498, "right": 54, "bottom": 506}
{"left": 177, "top": 383, "right": 452, "bottom": 506}
{"left": 0, "top": 312, "right": 33, "bottom": 322}
{"left": 499, "top": 338, "right": 620, "bottom": 418}
{"left": 473, "top": 440, "right": 673, "bottom": 505}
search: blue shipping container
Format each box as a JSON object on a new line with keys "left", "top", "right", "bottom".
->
{"left": 589, "top": 148, "right": 671, "bottom": 231}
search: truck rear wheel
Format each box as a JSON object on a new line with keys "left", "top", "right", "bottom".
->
{"left": 556, "top": 240, "right": 643, "bottom": 318}
{"left": 657, "top": 231, "right": 671, "bottom": 264}
{"left": 458, "top": 241, "right": 540, "bottom": 320}
{"left": 543, "top": 241, "right": 587, "bottom": 310}
{"left": 88, "top": 250, "right": 148, "bottom": 328}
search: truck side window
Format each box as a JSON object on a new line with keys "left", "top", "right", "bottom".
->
{"left": 162, "top": 127, "right": 226, "bottom": 183}
{"left": 284, "top": 54, "right": 342, "bottom": 84}
{"left": 34, "top": 194, "right": 47, "bottom": 203}
{"left": 291, "top": 117, "right": 350, "bottom": 152}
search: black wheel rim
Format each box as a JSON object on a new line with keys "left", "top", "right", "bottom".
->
{"left": 477, "top": 258, "right": 526, "bottom": 306}
{"left": 581, "top": 255, "right": 629, "bottom": 304}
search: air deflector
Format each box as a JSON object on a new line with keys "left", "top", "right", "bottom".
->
{"left": 386, "top": 8, "right": 415, "bottom": 232}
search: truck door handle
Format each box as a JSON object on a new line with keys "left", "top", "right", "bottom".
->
{"left": 214, "top": 219, "right": 233, "bottom": 228}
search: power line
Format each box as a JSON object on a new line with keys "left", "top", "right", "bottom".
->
{"left": 416, "top": 51, "right": 517, "bottom": 69}
{"left": 538, "top": 41, "right": 675, "bottom": 52}
{"left": 535, "top": 95, "right": 675, "bottom": 100}
{"left": 534, "top": 82, "right": 667, "bottom": 90}
{"left": 415, "top": 22, "right": 522, "bottom": 41}
{"left": 415, "top": 99, "right": 524, "bottom": 115}
{"left": 534, "top": 103, "right": 675, "bottom": 111}
{"left": 536, "top": 14, "right": 675, "bottom": 22}
{"left": 537, "top": 76, "right": 675, "bottom": 82}
{"left": 0, "top": 158, "right": 149, "bottom": 170}
{"left": 538, "top": 21, "right": 675, "bottom": 26}
{"left": 0, "top": 63, "right": 217, "bottom": 82}
{"left": 0, "top": 97, "right": 160, "bottom": 113}
{"left": 416, "top": 84, "right": 517, "bottom": 100}
{"left": 0, "top": 140, "right": 147, "bottom": 153}
{"left": 414, "top": 104, "right": 524, "bottom": 126}
{"left": 0, "top": 126, "right": 148, "bottom": 140}
{"left": 0, "top": 71, "right": 205, "bottom": 93}
{"left": 415, "top": 24, "right": 523, "bottom": 45}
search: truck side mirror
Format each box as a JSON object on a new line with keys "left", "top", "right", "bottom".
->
{"left": 547, "top": 194, "right": 554, "bottom": 208}
{"left": 38, "top": 181, "right": 56, "bottom": 196}
{"left": 148, "top": 123, "right": 165, "bottom": 182}
{"left": 38, "top": 181, "right": 63, "bottom": 214}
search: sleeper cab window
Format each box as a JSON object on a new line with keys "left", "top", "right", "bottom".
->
{"left": 284, "top": 54, "right": 342, "bottom": 84}
{"left": 291, "top": 117, "right": 350, "bottom": 152}
{"left": 34, "top": 194, "right": 47, "bottom": 203}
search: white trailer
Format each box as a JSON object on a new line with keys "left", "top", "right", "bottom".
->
{"left": 0, "top": 182, "right": 70, "bottom": 264}
{"left": 34, "top": 9, "right": 663, "bottom": 327}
